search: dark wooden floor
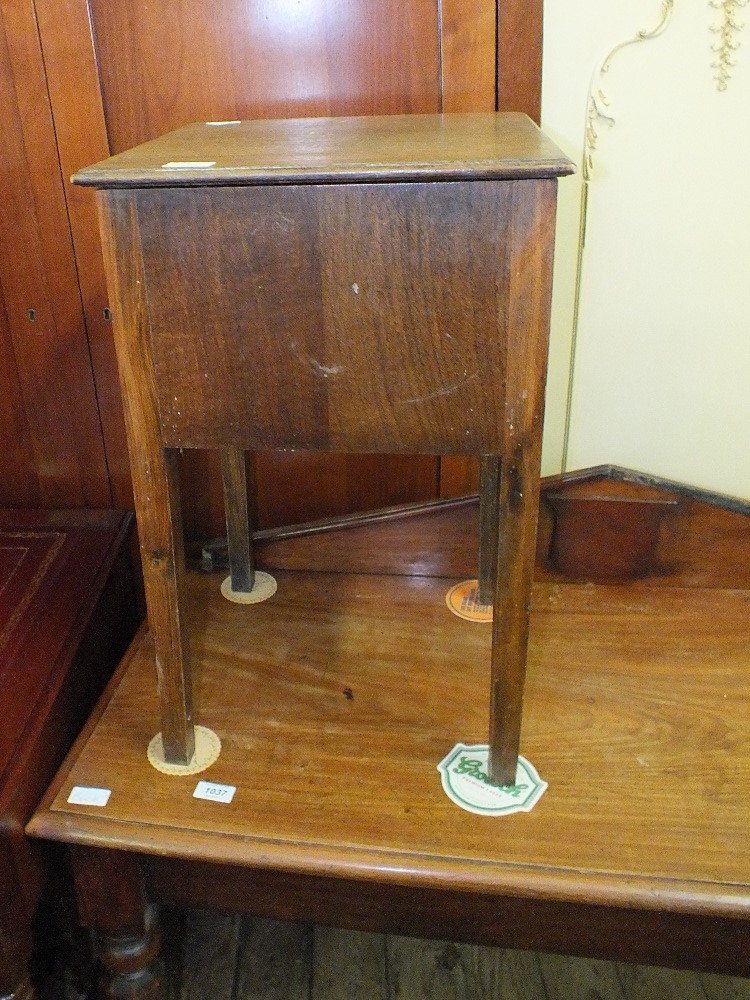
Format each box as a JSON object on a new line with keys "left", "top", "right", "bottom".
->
{"left": 160, "top": 908, "right": 750, "bottom": 1000}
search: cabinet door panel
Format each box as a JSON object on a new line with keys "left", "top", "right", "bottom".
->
{"left": 0, "top": 2, "right": 110, "bottom": 507}
{"left": 88, "top": 0, "right": 442, "bottom": 154}
{"left": 33, "top": 0, "right": 133, "bottom": 509}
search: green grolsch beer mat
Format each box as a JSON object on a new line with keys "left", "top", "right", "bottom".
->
{"left": 438, "top": 744, "right": 547, "bottom": 815}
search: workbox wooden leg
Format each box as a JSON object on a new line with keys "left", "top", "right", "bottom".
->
{"left": 70, "top": 847, "right": 165, "bottom": 1000}
{"left": 99, "top": 193, "right": 194, "bottom": 767}
{"left": 485, "top": 178, "right": 556, "bottom": 787}
{"left": 220, "top": 447, "right": 255, "bottom": 595}
{"left": 139, "top": 448, "right": 195, "bottom": 766}
{"left": 488, "top": 447, "right": 540, "bottom": 787}
{"left": 478, "top": 456, "right": 501, "bottom": 606}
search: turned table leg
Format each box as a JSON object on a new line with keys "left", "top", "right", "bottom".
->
{"left": 70, "top": 847, "right": 165, "bottom": 1000}
{"left": 0, "top": 927, "right": 35, "bottom": 1000}
{"left": 0, "top": 850, "right": 37, "bottom": 1000}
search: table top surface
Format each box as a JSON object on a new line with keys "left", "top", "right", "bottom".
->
{"left": 27, "top": 502, "right": 750, "bottom": 923}
{"left": 73, "top": 112, "right": 575, "bottom": 188}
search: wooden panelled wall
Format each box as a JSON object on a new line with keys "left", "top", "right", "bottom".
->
{"left": 0, "top": 0, "right": 542, "bottom": 540}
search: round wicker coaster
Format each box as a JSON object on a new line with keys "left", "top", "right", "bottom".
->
{"left": 220, "top": 570, "right": 277, "bottom": 604}
{"left": 445, "top": 579, "right": 493, "bottom": 622}
{"left": 147, "top": 725, "right": 221, "bottom": 775}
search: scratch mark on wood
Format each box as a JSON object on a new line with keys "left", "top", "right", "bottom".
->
{"left": 289, "top": 340, "right": 344, "bottom": 378}
{"left": 399, "top": 372, "right": 479, "bottom": 405}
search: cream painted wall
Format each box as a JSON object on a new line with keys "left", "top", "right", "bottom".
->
{"left": 540, "top": 0, "right": 750, "bottom": 501}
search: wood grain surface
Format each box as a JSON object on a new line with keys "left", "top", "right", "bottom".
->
{"left": 0, "top": 1, "right": 111, "bottom": 508}
{"left": 486, "top": 175, "right": 557, "bottom": 783}
{"left": 27, "top": 495, "right": 750, "bottom": 978}
{"left": 0, "top": 508, "right": 137, "bottom": 1000}
{"left": 133, "top": 177, "right": 554, "bottom": 454}
{"left": 440, "top": 0, "right": 496, "bottom": 113}
{"left": 87, "top": 0, "right": 442, "bottom": 154}
{"left": 98, "top": 192, "right": 195, "bottom": 764}
{"left": 74, "top": 114, "right": 572, "bottom": 187}
{"left": 498, "top": 2, "right": 543, "bottom": 121}
{"left": 32, "top": 0, "right": 133, "bottom": 510}
{"left": 243, "top": 473, "right": 750, "bottom": 590}
{"left": 220, "top": 449, "right": 255, "bottom": 594}
{"left": 29, "top": 530, "right": 750, "bottom": 921}
{"left": 535, "top": 468, "right": 750, "bottom": 590}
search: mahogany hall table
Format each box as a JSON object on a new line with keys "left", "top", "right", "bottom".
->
{"left": 65, "top": 112, "right": 573, "bottom": 786}
{"left": 26, "top": 500, "right": 750, "bottom": 998}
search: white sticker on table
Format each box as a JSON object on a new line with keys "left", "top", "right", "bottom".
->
{"left": 67, "top": 786, "right": 111, "bottom": 807}
{"left": 161, "top": 161, "right": 217, "bottom": 169}
{"left": 193, "top": 780, "right": 236, "bottom": 804}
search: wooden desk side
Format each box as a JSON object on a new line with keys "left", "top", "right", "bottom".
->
{"left": 0, "top": 509, "right": 138, "bottom": 999}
